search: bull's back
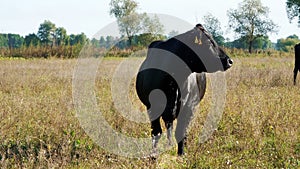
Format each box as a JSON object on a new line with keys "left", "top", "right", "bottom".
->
{"left": 295, "top": 44, "right": 300, "bottom": 69}
{"left": 295, "top": 44, "right": 300, "bottom": 60}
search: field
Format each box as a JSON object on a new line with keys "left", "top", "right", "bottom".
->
{"left": 0, "top": 55, "right": 300, "bottom": 168}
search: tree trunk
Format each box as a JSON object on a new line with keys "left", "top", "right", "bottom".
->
{"left": 248, "top": 40, "right": 253, "bottom": 53}
{"left": 128, "top": 36, "right": 132, "bottom": 46}
{"left": 125, "top": 27, "right": 132, "bottom": 47}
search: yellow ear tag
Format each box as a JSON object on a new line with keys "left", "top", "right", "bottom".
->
{"left": 194, "top": 36, "right": 202, "bottom": 45}
{"left": 195, "top": 36, "right": 199, "bottom": 44}
{"left": 198, "top": 39, "right": 202, "bottom": 45}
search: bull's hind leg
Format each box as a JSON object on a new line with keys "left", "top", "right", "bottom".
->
{"left": 163, "top": 89, "right": 181, "bottom": 148}
{"left": 294, "top": 67, "right": 299, "bottom": 85}
{"left": 150, "top": 118, "right": 162, "bottom": 155}
{"left": 164, "top": 101, "right": 180, "bottom": 147}
{"left": 165, "top": 122, "right": 173, "bottom": 146}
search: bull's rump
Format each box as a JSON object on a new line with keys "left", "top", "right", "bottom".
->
{"left": 136, "top": 69, "right": 179, "bottom": 121}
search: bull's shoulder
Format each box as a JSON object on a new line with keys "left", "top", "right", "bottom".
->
{"left": 295, "top": 43, "right": 300, "bottom": 51}
{"left": 149, "top": 40, "right": 164, "bottom": 48}
{"left": 148, "top": 38, "right": 181, "bottom": 49}
{"left": 147, "top": 39, "right": 181, "bottom": 56}
{"left": 295, "top": 43, "right": 300, "bottom": 58}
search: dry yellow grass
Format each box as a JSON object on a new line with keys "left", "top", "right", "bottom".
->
{"left": 0, "top": 55, "right": 299, "bottom": 168}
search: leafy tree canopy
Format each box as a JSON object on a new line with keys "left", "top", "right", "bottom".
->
{"left": 286, "top": 0, "right": 300, "bottom": 26}
{"left": 202, "top": 13, "right": 225, "bottom": 46}
{"left": 227, "top": 0, "right": 278, "bottom": 53}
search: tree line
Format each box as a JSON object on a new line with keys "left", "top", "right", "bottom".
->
{"left": 0, "top": 20, "right": 90, "bottom": 58}
{"left": 1, "top": 0, "right": 300, "bottom": 58}
{"left": 0, "top": 21, "right": 88, "bottom": 49}
{"left": 0, "top": 17, "right": 167, "bottom": 58}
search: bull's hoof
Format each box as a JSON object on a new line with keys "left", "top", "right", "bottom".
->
{"left": 177, "top": 151, "right": 185, "bottom": 156}
{"left": 150, "top": 155, "right": 157, "bottom": 161}
{"left": 149, "top": 151, "right": 158, "bottom": 161}
{"left": 167, "top": 140, "right": 173, "bottom": 147}
{"left": 177, "top": 139, "right": 186, "bottom": 156}
{"left": 177, "top": 147, "right": 185, "bottom": 156}
{"left": 149, "top": 147, "right": 159, "bottom": 160}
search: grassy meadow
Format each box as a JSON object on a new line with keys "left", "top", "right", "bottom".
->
{"left": 0, "top": 53, "right": 300, "bottom": 168}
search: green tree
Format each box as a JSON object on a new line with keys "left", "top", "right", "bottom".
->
{"left": 226, "top": 35, "right": 272, "bottom": 50}
{"left": 55, "top": 27, "right": 67, "bottom": 46}
{"left": 202, "top": 13, "right": 225, "bottom": 46}
{"left": 109, "top": 0, "right": 138, "bottom": 18}
{"left": 142, "top": 14, "right": 164, "bottom": 35}
{"left": 68, "top": 33, "right": 87, "bottom": 46}
{"left": 133, "top": 33, "right": 166, "bottom": 47}
{"left": 140, "top": 14, "right": 164, "bottom": 46}
{"left": 0, "top": 34, "right": 24, "bottom": 49}
{"left": 287, "top": 34, "right": 299, "bottom": 39}
{"left": 286, "top": 0, "right": 300, "bottom": 26}
{"left": 7, "top": 34, "right": 24, "bottom": 49}
{"left": 252, "top": 36, "right": 272, "bottom": 49}
{"left": 99, "top": 36, "right": 106, "bottom": 48}
{"left": 276, "top": 35, "right": 300, "bottom": 52}
{"left": 69, "top": 34, "right": 76, "bottom": 46}
{"left": 91, "top": 38, "right": 100, "bottom": 47}
{"left": 118, "top": 12, "right": 144, "bottom": 46}
{"left": 0, "top": 34, "right": 8, "bottom": 48}
{"left": 24, "top": 33, "right": 40, "bottom": 47}
{"left": 225, "top": 36, "right": 248, "bottom": 49}
{"left": 37, "top": 20, "right": 56, "bottom": 46}
{"left": 74, "top": 33, "right": 87, "bottom": 45}
{"left": 64, "top": 35, "right": 70, "bottom": 46}
{"left": 227, "top": 0, "right": 277, "bottom": 53}
{"left": 110, "top": 0, "right": 139, "bottom": 45}
{"left": 105, "top": 36, "right": 115, "bottom": 48}
{"left": 109, "top": 0, "right": 164, "bottom": 47}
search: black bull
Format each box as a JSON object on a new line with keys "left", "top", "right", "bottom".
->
{"left": 135, "top": 25, "right": 233, "bottom": 156}
{"left": 294, "top": 43, "right": 300, "bottom": 85}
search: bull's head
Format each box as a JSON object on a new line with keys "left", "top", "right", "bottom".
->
{"left": 175, "top": 24, "right": 233, "bottom": 73}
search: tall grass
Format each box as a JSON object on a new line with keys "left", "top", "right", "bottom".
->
{"left": 0, "top": 45, "right": 294, "bottom": 59}
{"left": 0, "top": 45, "right": 146, "bottom": 59}
{"left": 0, "top": 45, "right": 85, "bottom": 58}
{"left": 0, "top": 54, "right": 299, "bottom": 168}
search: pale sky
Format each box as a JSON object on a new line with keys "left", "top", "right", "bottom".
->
{"left": 0, "top": 0, "right": 299, "bottom": 42}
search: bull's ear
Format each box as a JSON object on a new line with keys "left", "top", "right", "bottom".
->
{"left": 194, "top": 36, "right": 202, "bottom": 45}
